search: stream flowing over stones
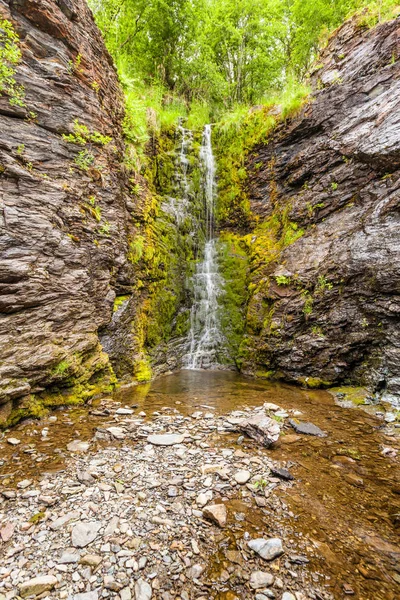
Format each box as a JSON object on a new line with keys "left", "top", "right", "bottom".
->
{"left": 0, "top": 2, "right": 399, "bottom": 600}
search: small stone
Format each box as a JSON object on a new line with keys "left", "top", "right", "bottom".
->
{"left": 120, "top": 588, "right": 131, "bottom": 600}
{"left": 7, "top": 438, "right": 20, "bottom": 445}
{"left": 106, "top": 427, "right": 126, "bottom": 439}
{"left": 270, "top": 467, "right": 294, "bottom": 481}
{"left": 196, "top": 491, "right": 212, "bottom": 507}
{"left": 59, "top": 552, "right": 80, "bottom": 564}
{"left": 202, "top": 503, "right": 227, "bottom": 528}
{"left": 134, "top": 578, "right": 152, "bottom": 600}
{"left": 250, "top": 571, "right": 274, "bottom": 589}
{"left": 71, "top": 522, "right": 102, "bottom": 548}
{"left": 115, "top": 408, "right": 134, "bottom": 415}
{"left": 234, "top": 470, "right": 251, "bottom": 484}
{"left": 282, "top": 594, "right": 296, "bottom": 600}
{"left": 343, "top": 473, "right": 364, "bottom": 487}
{"left": 147, "top": 433, "right": 185, "bottom": 446}
{"left": 50, "top": 511, "right": 81, "bottom": 530}
{"left": 67, "top": 440, "right": 90, "bottom": 452}
{"left": 248, "top": 538, "right": 284, "bottom": 561}
{"left": 80, "top": 554, "right": 102, "bottom": 567}
{"left": 288, "top": 419, "right": 326, "bottom": 437}
{"left": 17, "top": 479, "right": 32, "bottom": 489}
{"left": 19, "top": 575, "right": 57, "bottom": 598}
{"left": 238, "top": 414, "right": 281, "bottom": 447}
{"left": 68, "top": 593, "right": 98, "bottom": 600}
{"left": 0, "top": 522, "right": 15, "bottom": 542}
{"left": 188, "top": 563, "right": 204, "bottom": 579}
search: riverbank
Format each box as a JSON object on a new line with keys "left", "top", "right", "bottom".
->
{"left": 1, "top": 372, "right": 399, "bottom": 599}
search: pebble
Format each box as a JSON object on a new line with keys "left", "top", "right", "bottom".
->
{"left": 17, "top": 479, "right": 32, "bottom": 489}
{"left": 282, "top": 593, "right": 296, "bottom": 600}
{"left": 7, "top": 437, "right": 20, "bottom": 445}
{"left": 234, "top": 469, "right": 251, "bottom": 484}
{"left": 67, "top": 440, "right": 90, "bottom": 452}
{"left": 71, "top": 522, "right": 102, "bottom": 548}
{"left": 202, "top": 503, "right": 227, "bottom": 528}
{"left": 248, "top": 538, "right": 284, "bottom": 561}
{"left": 250, "top": 571, "right": 275, "bottom": 589}
{"left": 147, "top": 433, "right": 185, "bottom": 445}
{"left": 134, "top": 578, "right": 152, "bottom": 600}
{"left": 19, "top": 575, "right": 57, "bottom": 598}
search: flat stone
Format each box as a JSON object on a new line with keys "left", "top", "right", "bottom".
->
{"left": 19, "top": 575, "right": 57, "bottom": 598}
{"left": 234, "top": 470, "right": 251, "bottom": 484}
{"left": 71, "top": 521, "right": 102, "bottom": 548}
{"left": 248, "top": 538, "right": 284, "bottom": 561}
{"left": 282, "top": 594, "right": 296, "bottom": 600}
{"left": 238, "top": 414, "right": 280, "bottom": 447}
{"left": 17, "top": 479, "right": 32, "bottom": 489}
{"left": 50, "top": 510, "right": 81, "bottom": 530}
{"left": 288, "top": 419, "right": 326, "bottom": 437}
{"left": 59, "top": 552, "right": 80, "bottom": 564}
{"left": 7, "top": 437, "right": 20, "bottom": 445}
{"left": 270, "top": 467, "right": 294, "bottom": 481}
{"left": 0, "top": 522, "right": 14, "bottom": 542}
{"left": 80, "top": 554, "right": 103, "bottom": 567}
{"left": 106, "top": 427, "right": 126, "bottom": 439}
{"left": 202, "top": 503, "right": 227, "bottom": 528}
{"left": 196, "top": 491, "right": 212, "bottom": 507}
{"left": 147, "top": 433, "right": 185, "bottom": 446}
{"left": 68, "top": 593, "right": 98, "bottom": 600}
{"left": 115, "top": 408, "right": 134, "bottom": 415}
{"left": 67, "top": 440, "right": 90, "bottom": 452}
{"left": 134, "top": 578, "right": 152, "bottom": 600}
{"left": 250, "top": 571, "right": 274, "bottom": 589}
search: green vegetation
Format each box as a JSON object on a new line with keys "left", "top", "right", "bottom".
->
{"left": 62, "top": 120, "right": 112, "bottom": 146}
{"left": 0, "top": 18, "right": 25, "bottom": 107}
{"left": 74, "top": 150, "right": 95, "bottom": 171}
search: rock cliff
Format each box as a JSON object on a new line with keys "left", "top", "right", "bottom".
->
{"left": 242, "top": 17, "right": 400, "bottom": 401}
{"left": 0, "top": 0, "right": 136, "bottom": 423}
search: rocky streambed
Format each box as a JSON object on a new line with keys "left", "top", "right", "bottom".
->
{"left": 0, "top": 372, "right": 399, "bottom": 600}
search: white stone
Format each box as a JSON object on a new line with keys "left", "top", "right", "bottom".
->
{"left": 71, "top": 522, "right": 102, "bottom": 548}
{"left": 7, "top": 438, "right": 20, "bottom": 445}
{"left": 134, "top": 578, "right": 152, "bottom": 600}
{"left": 234, "top": 470, "right": 251, "bottom": 484}
{"left": 67, "top": 440, "right": 90, "bottom": 453}
{"left": 249, "top": 571, "right": 274, "bottom": 589}
{"left": 248, "top": 538, "right": 284, "bottom": 561}
{"left": 147, "top": 433, "right": 185, "bottom": 446}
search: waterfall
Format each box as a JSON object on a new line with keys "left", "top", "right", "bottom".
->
{"left": 184, "top": 124, "right": 227, "bottom": 369}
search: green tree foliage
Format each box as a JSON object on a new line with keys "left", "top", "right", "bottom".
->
{"left": 89, "top": 0, "right": 398, "bottom": 111}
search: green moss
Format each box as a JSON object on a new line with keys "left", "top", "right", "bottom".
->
{"left": 329, "top": 386, "right": 369, "bottom": 405}
{"left": 298, "top": 376, "right": 333, "bottom": 389}
{"left": 134, "top": 358, "right": 152, "bottom": 382}
{"left": 255, "top": 369, "right": 275, "bottom": 380}
{"left": 62, "top": 119, "right": 112, "bottom": 146}
{"left": 113, "top": 295, "right": 130, "bottom": 312}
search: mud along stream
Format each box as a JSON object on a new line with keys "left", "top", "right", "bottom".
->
{"left": 0, "top": 371, "right": 399, "bottom": 600}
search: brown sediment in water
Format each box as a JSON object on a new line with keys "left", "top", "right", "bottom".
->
{"left": 0, "top": 371, "right": 399, "bottom": 599}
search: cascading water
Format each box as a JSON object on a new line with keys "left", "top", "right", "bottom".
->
{"left": 184, "top": 124, "right": 228, "bottom": 369}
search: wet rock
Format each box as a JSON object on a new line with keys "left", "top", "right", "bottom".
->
{"left": 17, "top": 480, "right": 32, "bottom": 489}
{"left": 202, "top": 503, "right": 227, "bottom": 527}
{"left": 282, "top": 594, "right": 296, "bottom": 600}
{"left": 234, "top": 470, "right": 251, "bottom": 484}
{"left": 134, "top": 578, "right": 152, "bottom": 600}
{"left": 71, "top": 521, "right": 102, "bottom": 547}
{"left": 248, "top": 538, "right": 284, "bottom": 561}
{"left": 115, "top": 408, "right": 134, "bottom": 415}
{"left": 67, "top": 441, "right": 90, "bottom": 453}
{"left": 7, "top": 438, "right": 20, "bottom": 445}
{"left": 19, "top": 575, "right": 57, "bottom": 598}
{"left": 270, "top": 467, "right": 294, "bottom": 481}
{"left": 106, "top": 427, "right": 126, "bottom": 440}
{"left": 343, "top": 473, "right": 364, "bottom": 487}
{"left": 250, "top": 571, "right": 274, "bottom": 589}
{"left": 147, "top": 433, "right": 185, "bottom": 446}
{"left": 288, "top": 420, "right": 326, "bottom": 437}
{"left": 238, "top": 414, "right": 281, "bottom": 447}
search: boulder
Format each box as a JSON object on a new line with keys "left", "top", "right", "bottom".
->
{"left": 238, "top": 414, "right": 280, "bottom": 447}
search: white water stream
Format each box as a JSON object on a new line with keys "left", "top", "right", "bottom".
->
{"left": 184, "top": 125, "right": 227, "bottom": 369}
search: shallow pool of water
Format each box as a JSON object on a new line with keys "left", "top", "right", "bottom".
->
{"left": 1, "top": 371, "right": 399, "bottom": 598}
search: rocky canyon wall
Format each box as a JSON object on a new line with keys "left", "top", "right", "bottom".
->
{"left": 0, "top": 0, "right": 139, "bottom": 423}
{"left": 240, "top": 17, "right": 400, "bottom": 401}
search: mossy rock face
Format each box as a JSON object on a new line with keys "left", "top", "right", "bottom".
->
{"left": 329, "top": 386, "right": 370, "bottom": 405}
